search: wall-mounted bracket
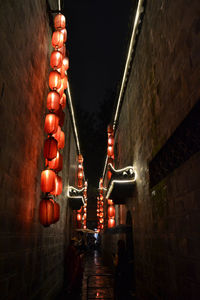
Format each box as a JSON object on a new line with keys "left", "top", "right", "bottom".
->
{"left": 106, "top": 164, "right": 136, "bottom": 203}
{"left": 67, "top": 186, "right": 85, "bottom": 210}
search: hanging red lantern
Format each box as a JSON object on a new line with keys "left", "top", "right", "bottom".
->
{"left": 39, "top": 198, "right": 54, "bottom": 227}
{"left": 48, "top": 151, "right": 59, "bottom": 170}
{"left": 44, "top": 113, "right": 59, "bottom": 135}
{"left": 49, "top": 70, "right": 61, "bottom": 91}
{"left": 77, "top": 207, "right": 82, "bottom": 213}
{"left": 100, "top": 195, "right": 103, "bottom": 201}
{"left": 58, "top": 45, "right": 66, "bottom": 58}
{"left": 61, "top": 28, "right": 67, "bottom": 42}
{"left": 63, "top": 57, "right": 69, "bottom": 71}
{"left": 57, "top": 80, "right": 64, "bottom": 97}
{"left": 52, "top": 31, "right": 64, "bottom": 49}
{"left": 54, "top": 13, "right": 66, "bottom": 30}
{"left": 107, "top": 170, "right": 112, "bottom": 181}
{"left": 46, "top": 91, "right": 60, "bottom": 112}
{"left": 52, "top": 125, "right": 61, "bottom": 142}
{"left": 83, "top": 225, "right": 86, "bottom": 229}
{"left": 107, "top": 124, "right": 113, "bottom": 134}
{"left": 41, "top": 170, "right": 55, "bottom": 193}
{"left": 108, "top": 206, "right": 115, "bottom": 218}
{"left": 99, "top": 218, "right": 104, "bottom": 224}
{"left": 55, "top": 105, "right": 65, "bottom": 127}
{"left": 83, "top": 213, "right": 87, "bottom": 219}
{"left": 84, "top": 207, "right": 87, "bottom": 213}
{"left": 108, "top": 135, "right": 114, "bottom": 146}
{"left": 50, "top": 50, "right": 63, "bottom": 69}
{"left": 58, "top": 131, "right": 65, "bottom": 149}
{"left": 53, "top": 201, "right": 60, "bottom": 223}
{"left": 99, "top": 212, "right": 103, "bottom": 218}
{"left": 77, "top": 213, "right": 82, "bottom": 222}
{"left": 78, "top": 169, "right": 83, "bottom": 180}
{"left": 43, "top": 136, "right": 58, "bottom": 160}
{"left": 108, "top": 218, "right": 115, "bottom": 228}
{"left": 99, "top": 207, "right": 103, "bottom": 212}
{"left": 78, "top": 179, "right": 83, "bottom": 188}
{"left": 62, "top": 75, "right": 68, "bottom": 90}
{"left": 107, "top": 145, "right": 114, "bottom": 157}
{"left": 78, "top": 154, "right": 84, "bottom": 163}
{"left": 60, "top": 94, "right": 66, "bottom": 109}
{"left": 50, "top": 175, "right": 62, "bottom": 196}
{"left": 107, "top": 199, "right": 114, "bottom": 206}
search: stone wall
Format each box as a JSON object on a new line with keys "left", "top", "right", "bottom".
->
{"left": 0, "top": 1, "right": 78, "bottom": 299}
{"left": 105, "top": 0, "right": 200, "bottom": 299}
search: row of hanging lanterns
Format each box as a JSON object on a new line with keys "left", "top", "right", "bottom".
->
{"left": 107, "top": 199, "right": 115, "bottom": 228}
{"left": 107, "top": 125, "right": 114, "bottom": 180}
{"left": 76, "top": 155, "right": 87, "bottom": 229}
{"left": 39, "top": 12, "right": 69, "bottom": 227}
{"left": 97, "top": 178, "right": 104, "bottom": 232}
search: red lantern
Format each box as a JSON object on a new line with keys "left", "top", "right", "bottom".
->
{"left": 41, "top": 170, "right": 55, "bottom": 193}
{"left": 53, "top": 201, "right": 60, "bottom": 223}
{"left": 107, "top": 170, "right": 112, "bottom": 180}
{"left": 54, "top": 13, "right": 66, "bottom": 30}
{"left": 108, "top": 206, "right": 115, "bottom": 218}
{"left": 62, "top": 75, "right": 68, "bottom": 90}
{"left": 107, "top": 199, "right": 114, "bottom": 206}
{"left": 48, "top": 151, "right": 63, "bottom": 172}
{"left": 60, "top": 94, "right": 66, "bottom": 109}
{"left": 58, "top": 131, "right": 65, "bottom": 149}
{"left": 50, "top": 50, "right": 63, "bottom": 69}
{"left": 47, "top": 91, "right": 60, "bottom": 112}
{"left": 43, "top": 136, "right": 58, "bottom": 160}
{"left": 50, "top": 175, "right": 62, "bottom": 196}
{"left": 39, "top": 198, "right": 54, "bottom": 226}
{"left": 78, "top": 179, "right": 83, "bottom": 188}
{"left": 108, "top": 218, "right": 115, "bottom": 228}
{"left": 107, "top": 124, "right": 113, "bottom": 134}
{"left": 77, "top": 207, "right": 82, "bottom": 213}
{"left": 99, "top": 218, "right": 104, "bottom": 224}
{"left": 108, "top": 135, "right": 114, "bottom": 146}
{"left": 78, "top": 169, "right": 83, "bottom": 180}
{"left": 57, "top": 80, "right": 64, "bottom": 97}
{"left": 84, "top": 207, "right": 87, "bottom": 213}
{"left": 77, "top": 213, "right": 82, "bottom": 222}
{"left": 107, "top": 145, "right": 114, "bottom": 157}
{"left": 63, "top": 57, "right": 69, "bottom": 71}
{"left": 52, "top": 125, "right": 61, "bottom": 142}
{"left": 61, "top": 28, "right": 67, "bottom": 42}
{"left": 99, "top": 212, "right": 103, "bottom": 218}
{"left": 100, "top": 195, "right": 103, "bottom": 201}
{"left": 83, "top": 225, "right": 86, "bottom": 229}
{"left": 83, "top": 213, "right": 87, "bottom": 219}
{"left": 78, "top": 155, "right": 84, "bottom": 163}
{"left": 49, "top": 70, "right": 61, "bottom": 90}
{"left": 55, "top": 105, "right": 65, "bottom": 127}
{"left": 52, "top": 31, "right": 64, "bottom": 49}
{"left": 44, "top": 113, "right": 59, "bottom": 135}
{"left": 58, "top": 45, "right": 66, "bottom": 58}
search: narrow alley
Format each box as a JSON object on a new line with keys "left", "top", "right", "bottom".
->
{"left": 1, "top": 0, "right": 200, "bottom": 299}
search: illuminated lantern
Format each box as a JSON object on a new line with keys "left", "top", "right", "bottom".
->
{"left": 44, "top": 113, "right": 59, "bottom": 135}
{"left": 107, "top": 146, "right": 114, "bottom": 157}
{"left": 100, "top": 224, "right": 104, "bottom": 230}
{"left": 39, "top": 198, "right": 54, "bottom": 227}
{"left": 48, "top": 151, "right": 60, "bottom": 170}
{"left": 53, "top": 125, "right": 61, "bottom": 142}
{"left": 41, "top": 170, "right": 55, "bottom": 193}
{"left": 47, "top": 91, "right": 60, "bottom": 112}
{"left": 78, "top": 179, "right": 83, "bottom": 188}
{"left": 50, "top": 175, "right": 62, "bottom": 196}
{"left": 83, "top": 213, "right": 87, "bottom": 219}
{"left": 78, "top": 169, "right": 83, "bottom": 180}
{"left": 108, "top": 135, "right": 114, "bottom": 146}
{"left": 107, "top": 124, "right": 113, "bottom": 134}
{"left": 52, "top": 31, "right": 64, "bottom": 49}
{"left": 108, "top": 206, "right": 115, "bottom": 218}
{"left": 99, "top": 212, "right": 103, "bottom": 218}
{"left": 58, "top": 45, "right": 66, "bottom": 58}
{"left": 60, "top": 94, "right": 66, "bottom": 109}
{"left": 57, "top": 80, "right": 64, "bottom": 97}
{"left": 100, "top": 195, "right": 103, "bottom": 201}
{"left": 50, "top": 50, "right": 63, "bottom": 70}
{"left": 107, "top": 170, "right": 112, "bottom": 180}
{"left": 83, "top": 225, "right": 86, "bottom": 229}
{"left": 63, "top": 57, "right": 69, "bottom": 71}
{"left": 99, "top": 218, "right": 104, "bottom": 224}
{"left": 77, "top": 207, "right": 82, "bottom": 213}
{"left": 108, "top": 218, "right": 115, "bottom": 228}
{"left": 62, "top": 75, "right": 68, "bottom": 90}
{"left": 84, "top": 207, "right": 87, "bottom": 213}
{"left": 99, "top": 207, "right": 103, "bottom": 213}
{"left": 107, "top": 199, "right": 114, "bottom": 206}
{"left": 61, "top": 28, "right": 67, "bottom": 42}
{"left": 52, "top": 201, "right": 60, "bottom": 223}
{"left": 77, "top": 213, "right": 82, "bottom": 222}
{"left": 43, "top": 137, "right": 58, "bottom": 160}
{"left": 54, "top": 13, "right": 66, "bottom": 30}
{"left": 78, "top": 154, "right": 84, "bottom": 163}
{"left": 49, "top": 70, "right": 61, "bottom": 90}
{"left": 55, "top": 105, "right": 65, "bottom": 127}
{"left": 58, "top": 131, "right": 65, "bottom": 149}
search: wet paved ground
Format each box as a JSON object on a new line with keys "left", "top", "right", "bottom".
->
{"left": 59, "top": 250, "right": 114, "bottom": 300}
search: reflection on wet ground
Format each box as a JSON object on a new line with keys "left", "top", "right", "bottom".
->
{"left": 59, "top": 250, "right": 114, "bottom": 300}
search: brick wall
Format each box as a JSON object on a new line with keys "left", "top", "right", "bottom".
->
{"left": 0, "top": 1, "right": 78, "bottom": 299}
{"left": 109, "top": 0, "right": 200, "bottom": 298}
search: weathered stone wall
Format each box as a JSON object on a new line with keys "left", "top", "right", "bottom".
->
{"left": 0, "top": 1, "right": 78, "bottom": 299}
{"left": 109, "top": 0, "right": 200, "bottom": 299}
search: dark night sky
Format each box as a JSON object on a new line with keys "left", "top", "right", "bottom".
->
{"left": 63, "top": 0, "right": 137, "bottom": 213}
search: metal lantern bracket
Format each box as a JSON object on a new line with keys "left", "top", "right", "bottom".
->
{"left": 106, "top": 163, "right": 136, "bottom": 203}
